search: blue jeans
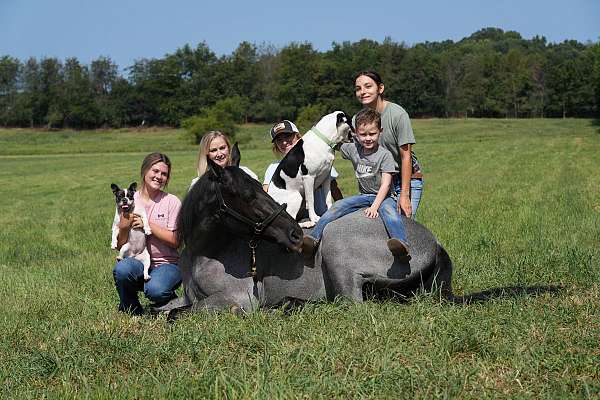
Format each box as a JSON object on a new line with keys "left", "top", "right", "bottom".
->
{"left": 393, "top": 176, "right": 424, "bottom": 218}
{"left": 113, "top": 258, "right": 182, "bottom": 315}
{"left": 310, "top": 194, "right": 408, "bottom": 244}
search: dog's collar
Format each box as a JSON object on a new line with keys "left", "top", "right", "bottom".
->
{"left": 309, "top": 127, "right": 337, "bottom": 149}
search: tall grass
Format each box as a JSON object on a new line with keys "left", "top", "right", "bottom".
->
{"left": 0, "top": 119, "right": 598, "bottom": 398}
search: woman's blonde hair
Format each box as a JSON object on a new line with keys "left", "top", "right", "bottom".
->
{"left": 272, "top": 133, "right": 302, "bottom": 157}
{"left": 196, "top": 131, "right": 232, "bottom": 177}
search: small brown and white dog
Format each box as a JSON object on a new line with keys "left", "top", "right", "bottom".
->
{"left": 110, "top": 182, "right": 152, "bottom": 281}
{"left": 267, "top": 111, "right": 353, "bottom": 228}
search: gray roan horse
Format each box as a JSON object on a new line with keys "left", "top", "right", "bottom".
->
{"left": 158, "top": 144, "right": 457, "bottom": 317}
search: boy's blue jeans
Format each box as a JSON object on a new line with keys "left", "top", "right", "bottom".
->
{"left": 392, "top": 175, "right": 424, "bottom": 218}
{"left": 310, "top": 194, "right": 408, "bottom": 244}
{"left": 113, "top": 258, "right": 182, "bottom": 315}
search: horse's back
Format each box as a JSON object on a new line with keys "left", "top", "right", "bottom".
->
{"left": 319, "top": 210, "right": 440, "bottom": 295}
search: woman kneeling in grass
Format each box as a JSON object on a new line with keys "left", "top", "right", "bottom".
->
{"left": 112, "top": 153, "right": 182, "bottom": 315}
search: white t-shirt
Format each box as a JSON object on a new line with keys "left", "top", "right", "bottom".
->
{"left": 263, "top": 162, "right": 339, "bottom": 217}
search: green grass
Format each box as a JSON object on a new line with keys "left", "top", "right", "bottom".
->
{"left": 1, "top": 119, "right": 599, "bottom": 399}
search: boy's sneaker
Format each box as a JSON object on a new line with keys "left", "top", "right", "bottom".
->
{"left": 387, "top": 239, "right": 411, "bottom": 261}
{"left": 302, "top": 235, "right": 319, "bottom": 256}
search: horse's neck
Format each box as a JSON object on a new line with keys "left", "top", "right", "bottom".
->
{"left": 194, "top": 225, "right": 232, "bottom": 258}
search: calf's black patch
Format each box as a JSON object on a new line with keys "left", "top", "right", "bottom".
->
{"left": 272, "top": 139, "right": 306, "bottom": 189}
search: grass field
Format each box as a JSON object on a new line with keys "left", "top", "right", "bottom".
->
{"left": 1, "top": 119, "right": 599, "bottom": 399}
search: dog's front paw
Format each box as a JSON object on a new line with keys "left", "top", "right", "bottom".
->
{"left": 143, "top": 274, "right": 151, "bottom": 282}
{"left": 299, "top": 220, "right": 316, "bottom": 228}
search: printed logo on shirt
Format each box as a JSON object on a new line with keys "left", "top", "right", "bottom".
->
{"left": 157, "top": 214, "right": 165, "bottom": 218}
{"left": 355, "top": 162, "right": 374, "bottom": 178}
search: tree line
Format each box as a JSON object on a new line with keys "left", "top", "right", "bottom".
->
{"left": 1, "top": 27, "right": 599, "bottom": 130}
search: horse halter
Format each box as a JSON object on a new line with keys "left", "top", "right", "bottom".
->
{"left": 213, "top": 182, "right": 287, "bottom": 281}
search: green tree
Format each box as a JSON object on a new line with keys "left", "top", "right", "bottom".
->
{"left": 0, "top": 56, "right": 21, "bottom": 126}
{"left": 91, "top": 56, "right": 120, "bottom": 127}
{"left": 502, "top": 48, "right": 531, "bottom": 117}
{"left": 396, "top": 45, "right": 444, "bottom": 116}
{"left": 546, "top": 41, "right": 595, "bottom": 117}
{"left": 275, "top": 43, "right": 320, "bottom": 119}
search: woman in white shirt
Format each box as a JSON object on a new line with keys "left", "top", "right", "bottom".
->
{"left": 262, "top": 120, "right": 342, "bottom": 217}
{"left": 190, "top": 130, "right": 258, "bottom": 188}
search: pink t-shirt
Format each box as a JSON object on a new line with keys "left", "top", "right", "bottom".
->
{"left": 134, "top": 191, "right": 181, "bottom": 267}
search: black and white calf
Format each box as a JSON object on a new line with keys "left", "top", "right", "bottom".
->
{"left": 267, "top": 111, "right": 353, "bottom": 228}
{"left": 111, "top": 182, "right": 152, "bottom": 281}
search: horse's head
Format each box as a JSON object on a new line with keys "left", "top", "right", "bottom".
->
{"left": 179, "top": 143, "right": 303, "bottom": 253}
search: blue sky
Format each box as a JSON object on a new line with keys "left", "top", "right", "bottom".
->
{"left": 1, "top": 0, "right": 598, "bottom": 70}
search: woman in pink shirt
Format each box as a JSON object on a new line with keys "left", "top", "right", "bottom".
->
{"left": 113, "top": 153, "right": 182, "bottom": 315}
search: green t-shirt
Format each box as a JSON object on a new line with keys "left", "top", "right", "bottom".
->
{"left": 380, "top": 102, "right": 415, "bottom": 162}
{"left": 353, "top": 102, "right": 421, "bottom": 177}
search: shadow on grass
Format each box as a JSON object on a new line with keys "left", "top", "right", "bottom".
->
{"left": 362, "top": 284, "right": 563, "bottom": 305}
{"left": 446, "top": 285, "right": 563, "bottom": 304}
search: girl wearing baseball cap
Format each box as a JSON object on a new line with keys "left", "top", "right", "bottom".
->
{"left": 263, "top": 120, "right": 343, "bottom": 217}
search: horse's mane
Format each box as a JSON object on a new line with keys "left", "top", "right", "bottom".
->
{"left": 177, "top": 173, "right": 220, "bottom": 252}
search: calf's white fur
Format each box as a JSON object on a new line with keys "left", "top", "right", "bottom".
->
{"left": 268, "top": 111, "right": 353, "bottom": 228}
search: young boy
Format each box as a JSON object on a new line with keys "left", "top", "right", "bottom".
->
{"left": 302, "top": 108, "right": 410, "bottom": 259}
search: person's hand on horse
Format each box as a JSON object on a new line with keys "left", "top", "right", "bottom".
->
{"left": 398, "top": 194, "right": 412, "bottom": 218}
{"left": 364, "top": 206, "right": 379, "bottom": 219}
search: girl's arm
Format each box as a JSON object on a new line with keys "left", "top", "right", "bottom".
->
{"left": 364, "top": 172, "right": 393, "bottom": 218}
{"left": 148, "top": 221, "right": 179, "bottom": 249}
{"left": 397, "top": 143, "right": 412, "bottom": 217}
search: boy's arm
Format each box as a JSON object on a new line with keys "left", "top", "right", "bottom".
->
{"left": 364, "top": 172, "right": 393, "bottom": 218}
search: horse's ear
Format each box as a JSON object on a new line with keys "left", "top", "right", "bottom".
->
{"left": 207, "top": 157, "right": 223, "bottom": 181}
{"left": 230, "top": 142, "right": 241, "bottom": 167}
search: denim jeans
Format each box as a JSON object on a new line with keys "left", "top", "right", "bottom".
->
{"left": 310, "top": 194, "right": 408, "bottom": 244}
{"left": 393, "top": 176, "right": 424, "bottom": 218}
{"left": 113, "top": 258, "right": 182, "bottom": 315}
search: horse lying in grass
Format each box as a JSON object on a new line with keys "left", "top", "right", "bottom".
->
{"left": 156, "top": 144, "right": 457, "bottom": 317}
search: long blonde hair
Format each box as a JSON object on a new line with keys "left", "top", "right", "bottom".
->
{"left": 196, "top": 131, "right": 232, "bottom": 177}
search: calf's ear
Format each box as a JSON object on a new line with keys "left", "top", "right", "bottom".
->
{"left": 230, "top": 142, "right": 241, "bottom": 167}
{"left": 336, "top": 111, "right": 347, "bottom": 126}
